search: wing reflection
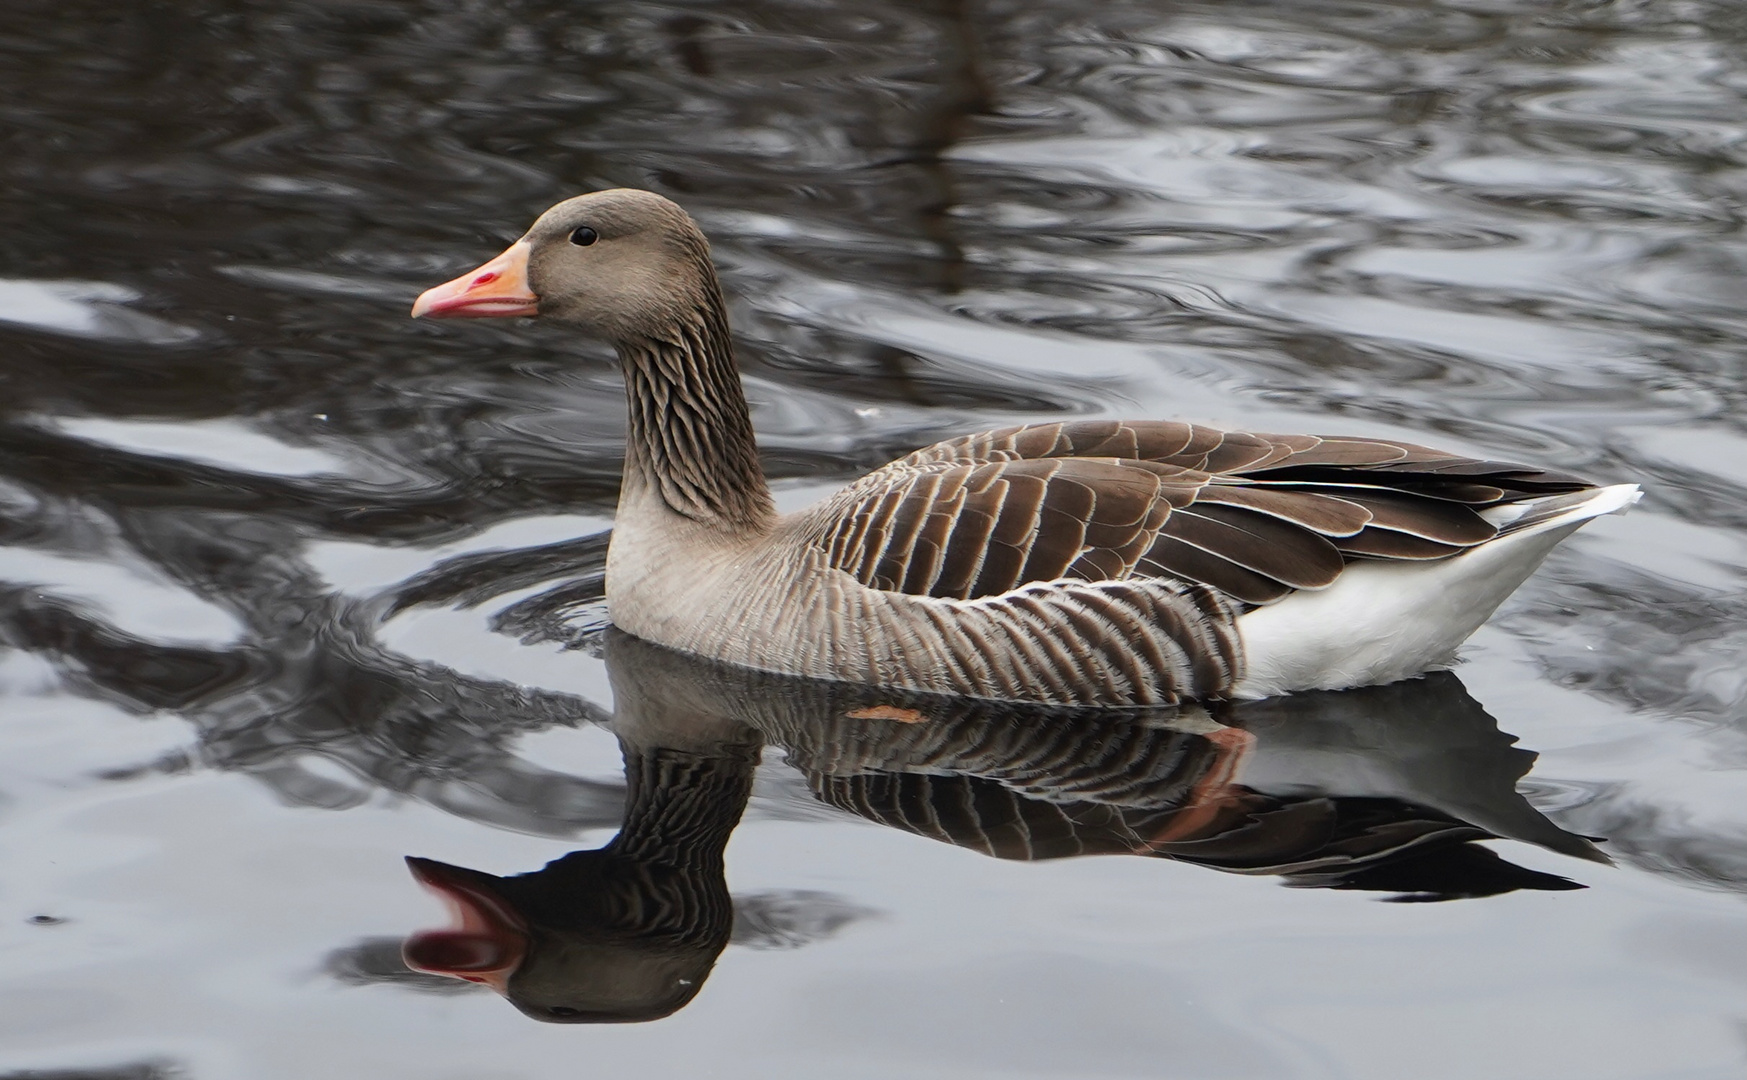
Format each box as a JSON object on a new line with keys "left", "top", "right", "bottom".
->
{"left": 402, "top": 630, "right": 1603, "bottom": 1023}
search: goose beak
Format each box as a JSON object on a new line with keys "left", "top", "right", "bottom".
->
{"left": 402, "top": 856, "right": 529, "bottom": 994}
{"left": 411, "top": 240, "right": 538, "bottom": 319}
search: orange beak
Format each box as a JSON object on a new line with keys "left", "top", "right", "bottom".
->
{"left": 411, "top": 240, "right": 538, "bottom": 319}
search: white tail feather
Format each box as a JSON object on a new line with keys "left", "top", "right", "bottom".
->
{"left": 1230, "top": 484, "right": 1640, "bottom": 700}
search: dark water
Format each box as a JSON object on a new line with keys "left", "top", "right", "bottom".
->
{"left": 2, "top": 0, "right": 1745, "bottom": 1075}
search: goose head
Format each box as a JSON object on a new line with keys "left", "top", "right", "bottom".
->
{"left": 411, "top": 188, "right": 719, "bottom": 341}
{"left": 402, "top": 853, "right": 726, "bottom": 1024}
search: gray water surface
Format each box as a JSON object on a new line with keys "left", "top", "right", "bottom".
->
{"left": 2, "top": 1, "right": 1746, "bottom": 1077}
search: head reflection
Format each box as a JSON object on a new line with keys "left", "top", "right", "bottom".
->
{"left": 403, "top": 630, "right": 1602, "bottom": 1022}
{"left": 405, "top": 731, "right": 757, "bottom": 1023}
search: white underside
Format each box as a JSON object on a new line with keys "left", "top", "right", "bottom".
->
{"left": 1229, "top": 483, "right": 1640, "bottom": 700}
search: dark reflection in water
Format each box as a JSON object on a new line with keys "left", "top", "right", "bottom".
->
{"left": 397, "top": 631, "right": 1599, "bottom": 1023}
{"left": 0, "top": 1065, "right": 180, "bottom": 1080}
{"left": 1, "top": 541, "right": 621, "bottom": 834}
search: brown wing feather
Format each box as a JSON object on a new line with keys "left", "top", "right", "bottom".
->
{"left": 810, "top": 419, "right": 1598, "bottom": 605}
{"left": 815, "top": 457, "right": 1197, "bottom": 600}
{"left": 907, "top": 421, "right": 1575, "bottom": 486}
{"left": 1136, "top": 536, "right": 1293, "bottom": 604}
{"left": 1158, "top": 504, "right": 1346, "bottom": 589}
{"left": 1193, "top": 485, "right": 1371, "bottom": 537}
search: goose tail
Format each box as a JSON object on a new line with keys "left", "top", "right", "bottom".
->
{"left": 1232, "top": 483, "right": 1641, "bottom": 699}
{"left": 1482, "top": 483, "right": 1642, "bottom": 537}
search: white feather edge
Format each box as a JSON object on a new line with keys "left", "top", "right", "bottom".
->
{"left": 1229, "top": 483, "right": 1641, "bottom": 700}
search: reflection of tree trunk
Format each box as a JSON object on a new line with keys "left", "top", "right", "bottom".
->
{"left": 666, "top": 14, "right": 713, "bottom": 77}
{"left": 867, "top": 0, "right": 992, "bottom": 401}
{"left": 907, "top": 0, "right": 993, "bottom": 296}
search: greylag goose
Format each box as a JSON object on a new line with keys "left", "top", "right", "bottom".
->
{"left": 412, "top": 189, "right": 1638, "bottom": 707}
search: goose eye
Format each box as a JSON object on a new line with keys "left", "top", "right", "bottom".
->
{"left": 569, "top": 226, "right": 598, "bottom": 247}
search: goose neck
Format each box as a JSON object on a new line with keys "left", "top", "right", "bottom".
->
{"left": 605, "top": 741, "right": 760, "bottom": 871}
{"left": 617, "top": 306, "right": 774, "bottom": 535}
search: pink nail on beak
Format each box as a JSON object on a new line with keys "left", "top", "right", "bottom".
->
{"left": 411, "top": 240, "right": 538, "bottom": 319}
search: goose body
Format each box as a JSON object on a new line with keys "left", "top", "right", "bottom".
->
{"left": 413, "top": 189, "right": 1637, "bottom": 707}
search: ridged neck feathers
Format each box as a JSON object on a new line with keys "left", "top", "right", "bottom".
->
{"left": 617, "top": 292, "right": 775, "bottom": 535}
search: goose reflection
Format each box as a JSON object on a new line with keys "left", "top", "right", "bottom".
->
{"left": 403, "top": 630, "right": 1604, "bottom": 1023}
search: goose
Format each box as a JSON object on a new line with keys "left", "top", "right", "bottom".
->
{"left": 411, "top": 188, "right": 1638, "bottom": 707}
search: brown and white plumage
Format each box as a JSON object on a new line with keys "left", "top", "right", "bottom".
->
{"left": 413, "top": 188, "right": 1638, "bottom": 707}
{"left": 809, "top": 420, "right": 1585, "bottom": 603}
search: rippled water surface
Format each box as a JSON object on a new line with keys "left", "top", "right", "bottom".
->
{"left": 4, "top": 0, "right": 1747, "bottom": 1076}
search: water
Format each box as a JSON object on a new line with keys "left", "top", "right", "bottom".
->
{"left": 2, "top": 0, "right": 1745, "bottom": 1075}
